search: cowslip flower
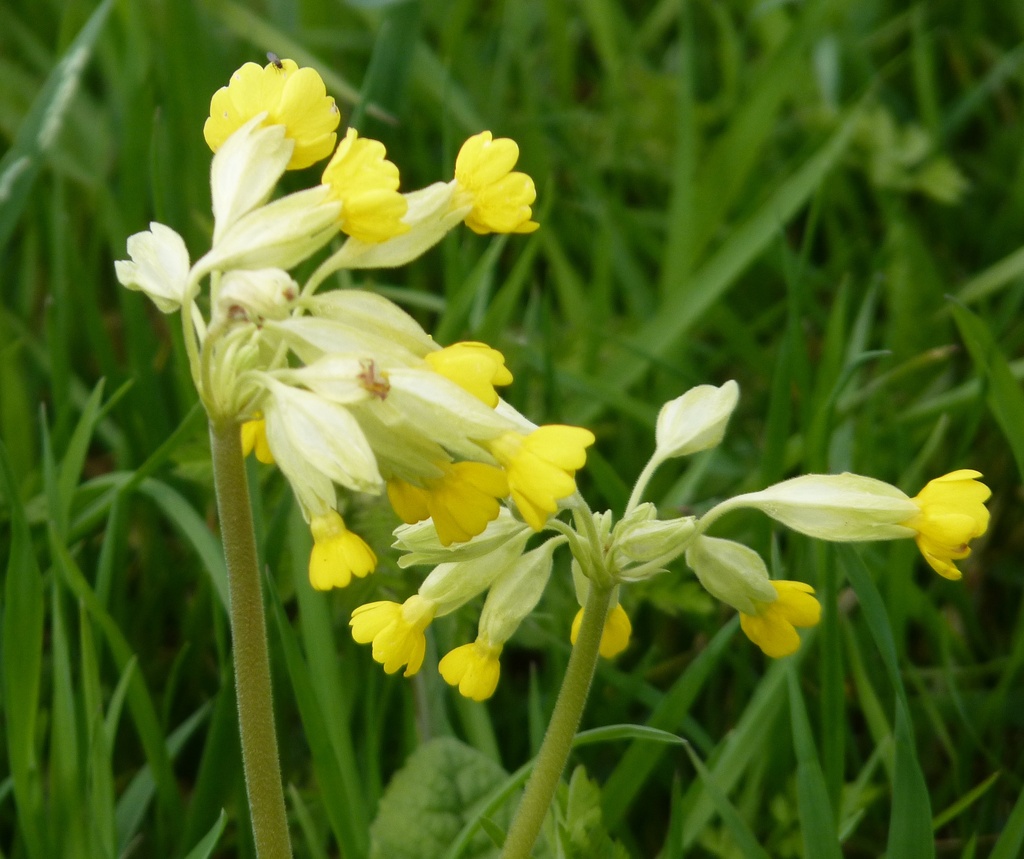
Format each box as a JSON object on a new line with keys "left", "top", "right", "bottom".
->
{"left": 570, "top": 602, "right": 633, "bottom": 659}
{"left": 438, "top": 540, "right": 559, "bottom": 700}
{"left": 454, "top": 131, "right": 539, "bottom": 235}
{"left": 321, "top": 128, "right": 408, "bottom": 243}
{"left": 738, "top": 582, "right": 821, "bottom": 658}
{"left": 685, "top": 535, "right": 820, "bottom": 657}
{"left": 309, "top": 509, "right": 377, "bottom": 590}
{"left": 204, "top": 58, "right": 339, "bottom": 169}
{"left": 352, "top": 528, "right": 533, "bottom": 677}
{"left": 489, "top": 426, "right": 596, "bottom": 530}
{"left": 900, "top": 470, "right": 991, "bottom": 580}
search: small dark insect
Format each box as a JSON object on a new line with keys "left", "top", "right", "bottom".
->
{"left": 267, "top": 52, "right": 283, "bottom": 69}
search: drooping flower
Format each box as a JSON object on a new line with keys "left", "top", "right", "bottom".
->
{"left": 424, "top": 341, "right": 513, "bottom": 407}
{"left": 438, "top": 639, "right": 502, "bottom": 702}
{"left": 204, "top": 58, "right": 339, "bottom": 170}
{"left": 321, "top": 128, "right": 408, "bottom": 243}
{"left": 387, "top": 461, "right": 510, "bottom": 546}
{"left": 437, "top": 539, "right": 558, "bottom": 700}
{"left": 489, "top": 426, "right": 596, "bottom": 529}
{"left": 349, "top": 595, "right": 436, "bottom": 676}
{"left": 901, "top": 470, "right": 991, "bottom": 580}
{"left": 570, "top": 603, "right": 632, "bottom": 658}
{"left": 738, "top": 581, "right": 821, "bottom": 658}
{"left": 454, "top": 131, "right": 539, "bottom": 235}
{"left": 308, "top": 509, "right": 377, "bottom": 590}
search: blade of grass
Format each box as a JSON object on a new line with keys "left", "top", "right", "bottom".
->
{"left": 0, "top": 440, "right": 46, "bottom": 859}
{"left": 0, "top": 0, "right": 114, "bottom": 253}
{"left": 787, "top": 667, "right": 843, "bottom": 859}
{"left": 840, "top": 546, "right": 935, "bottom": 859}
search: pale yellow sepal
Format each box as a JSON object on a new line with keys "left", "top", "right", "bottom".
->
{"left": 685, "top": 535, "right": 777, "bottom": 615}
{"left": 114, "top": 223, "right": 191, "bottom": 313}
{"left": 210, "top": 116, "right": 293, "bottom": 243}
{"left": 719, "top": 473, "right": 920, "bottom": 541}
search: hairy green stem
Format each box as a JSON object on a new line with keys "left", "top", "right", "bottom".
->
{"left": 500, "top": 583, "right": 613, "bottom": 859}
{"left": 209, "top": 420, "right": 292, "bottom": 859}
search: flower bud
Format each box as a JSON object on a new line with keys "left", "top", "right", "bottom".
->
{"left": 214, "top": 268, "right": 298, "bottom": 324}
{"left": 655, "top": 380, "right": 739, "bottom": 461}
{"left": 114, "top": 223, "right": 191, "bottom": 313}
{"left": 612, "top": 503, "right": 697, "bottom": 570}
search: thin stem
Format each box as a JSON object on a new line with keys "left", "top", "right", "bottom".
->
{"left": 500, "top": 583, "right": 613, "bottom": 859}
{"left": 209, "top": 420, "right": 292, "bottom": 859}
{"left": 625, "top": 455, "right": 661, "bottom": 517}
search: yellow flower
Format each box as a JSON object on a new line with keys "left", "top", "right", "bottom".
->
{"left": 901, "top": 470, "right": 991, "bottom": 580}
{"left": 570, "top": 603, "right": 632, "bottom": 658}
{"left": 438, "top": 639, "right": 502, "bottom": 702}
{"left": 240, "top": 417, "right": 274, "bottom": 464}
{"left": 387, "top": 461, "right": 510, "bottom": 546}
{"left": 308, "top": 510, "right": 376, "bottom": 590}
{"left": 349, "top": 595, "right": 435, "bottom": 676}
{"left": 204, "top": 59, "right": 339, "bottom": 169}
{"left": 489, "top": 426, "right": 596, "bottom": 530}
{"left": 424, "top": 342, "right": 513, "bottom": 407}
{"left": 321, "top": 128, "right": 409, "bottom": 243}
{"left": 739, "top": 581, "right": 821, "bottom": 658}
{"left": 454, "top": 131, "right": 539, "bottom": 235}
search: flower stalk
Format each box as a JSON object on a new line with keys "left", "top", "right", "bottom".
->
{"left": 499, "top": 582, "right": 613, "bottom": 859}
{"left": 209, "top": 419, "right": 292, "bottom": 859}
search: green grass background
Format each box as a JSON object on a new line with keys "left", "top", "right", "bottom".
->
{"left": 1, "top": 0, "right": 1023, "bottom": 856}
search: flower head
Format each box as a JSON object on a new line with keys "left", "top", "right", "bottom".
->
{"left": 901, "top": 470, "right": 991, "bottom": 580}
{"left": 424, "top": 342, "right": 513, "bottom": 407}
{"left": 570, "top": 603, "right": 632, "bottom": 658}
{"left": 321, "top": 128, "right": 408, "bottom": 243}
{"left": 454, "top": 131, "right": 539, "bottom": 235}
{"left": 204, "top": 59, "right": 339, "bottom": 169}
{"left": 308, "top": 510, "right": 377, "bottom": 590}
{"left": 349, "top": 595, "right": 436, "bottom": 676}
{"left": 439, "top": 640, "right": 502, "bottom": 702}
{"left": 739, "top": 581, "right": 821, "bottom": 658}
{"left": 387, "top": 461, "right": 510, "bottom": 546}
{"left": 489, "top": 426, "right": 596, "bottom": 529}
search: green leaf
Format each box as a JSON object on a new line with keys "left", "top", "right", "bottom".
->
{"left": 949, "top": 301, "right": 1024, "bottom": 481}
{"left": 370, "top": 738, "right": 511, "bottom": 859}
{"left": 787, "top": 668, "right": 843, "bottom": 859}
{"left": 182, "top": 810, "right": 227, "bottom": 859}
{"left": 0, "top": 440, "right": 46, "bottom": 859}
{"left": 988, "top": 781, "right": 1024, "bottom": 859}
{"left": 840, "top": 547, "right": 935, "bottom": 859}
{"left": 556, "top": 767, "right": 630, "bottom": 859}
{"left": 682, "top": 744, "right": 773, "bottom": 859}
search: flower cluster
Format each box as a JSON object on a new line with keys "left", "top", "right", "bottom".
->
{"left": 116, "top": 58, "right": 992, "bottom": 704}
{"left": 115, "top": 58, "right": 587, "bottom": 597}
{"left": 356, "top": 379, "right": 990, "bottom": 698}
